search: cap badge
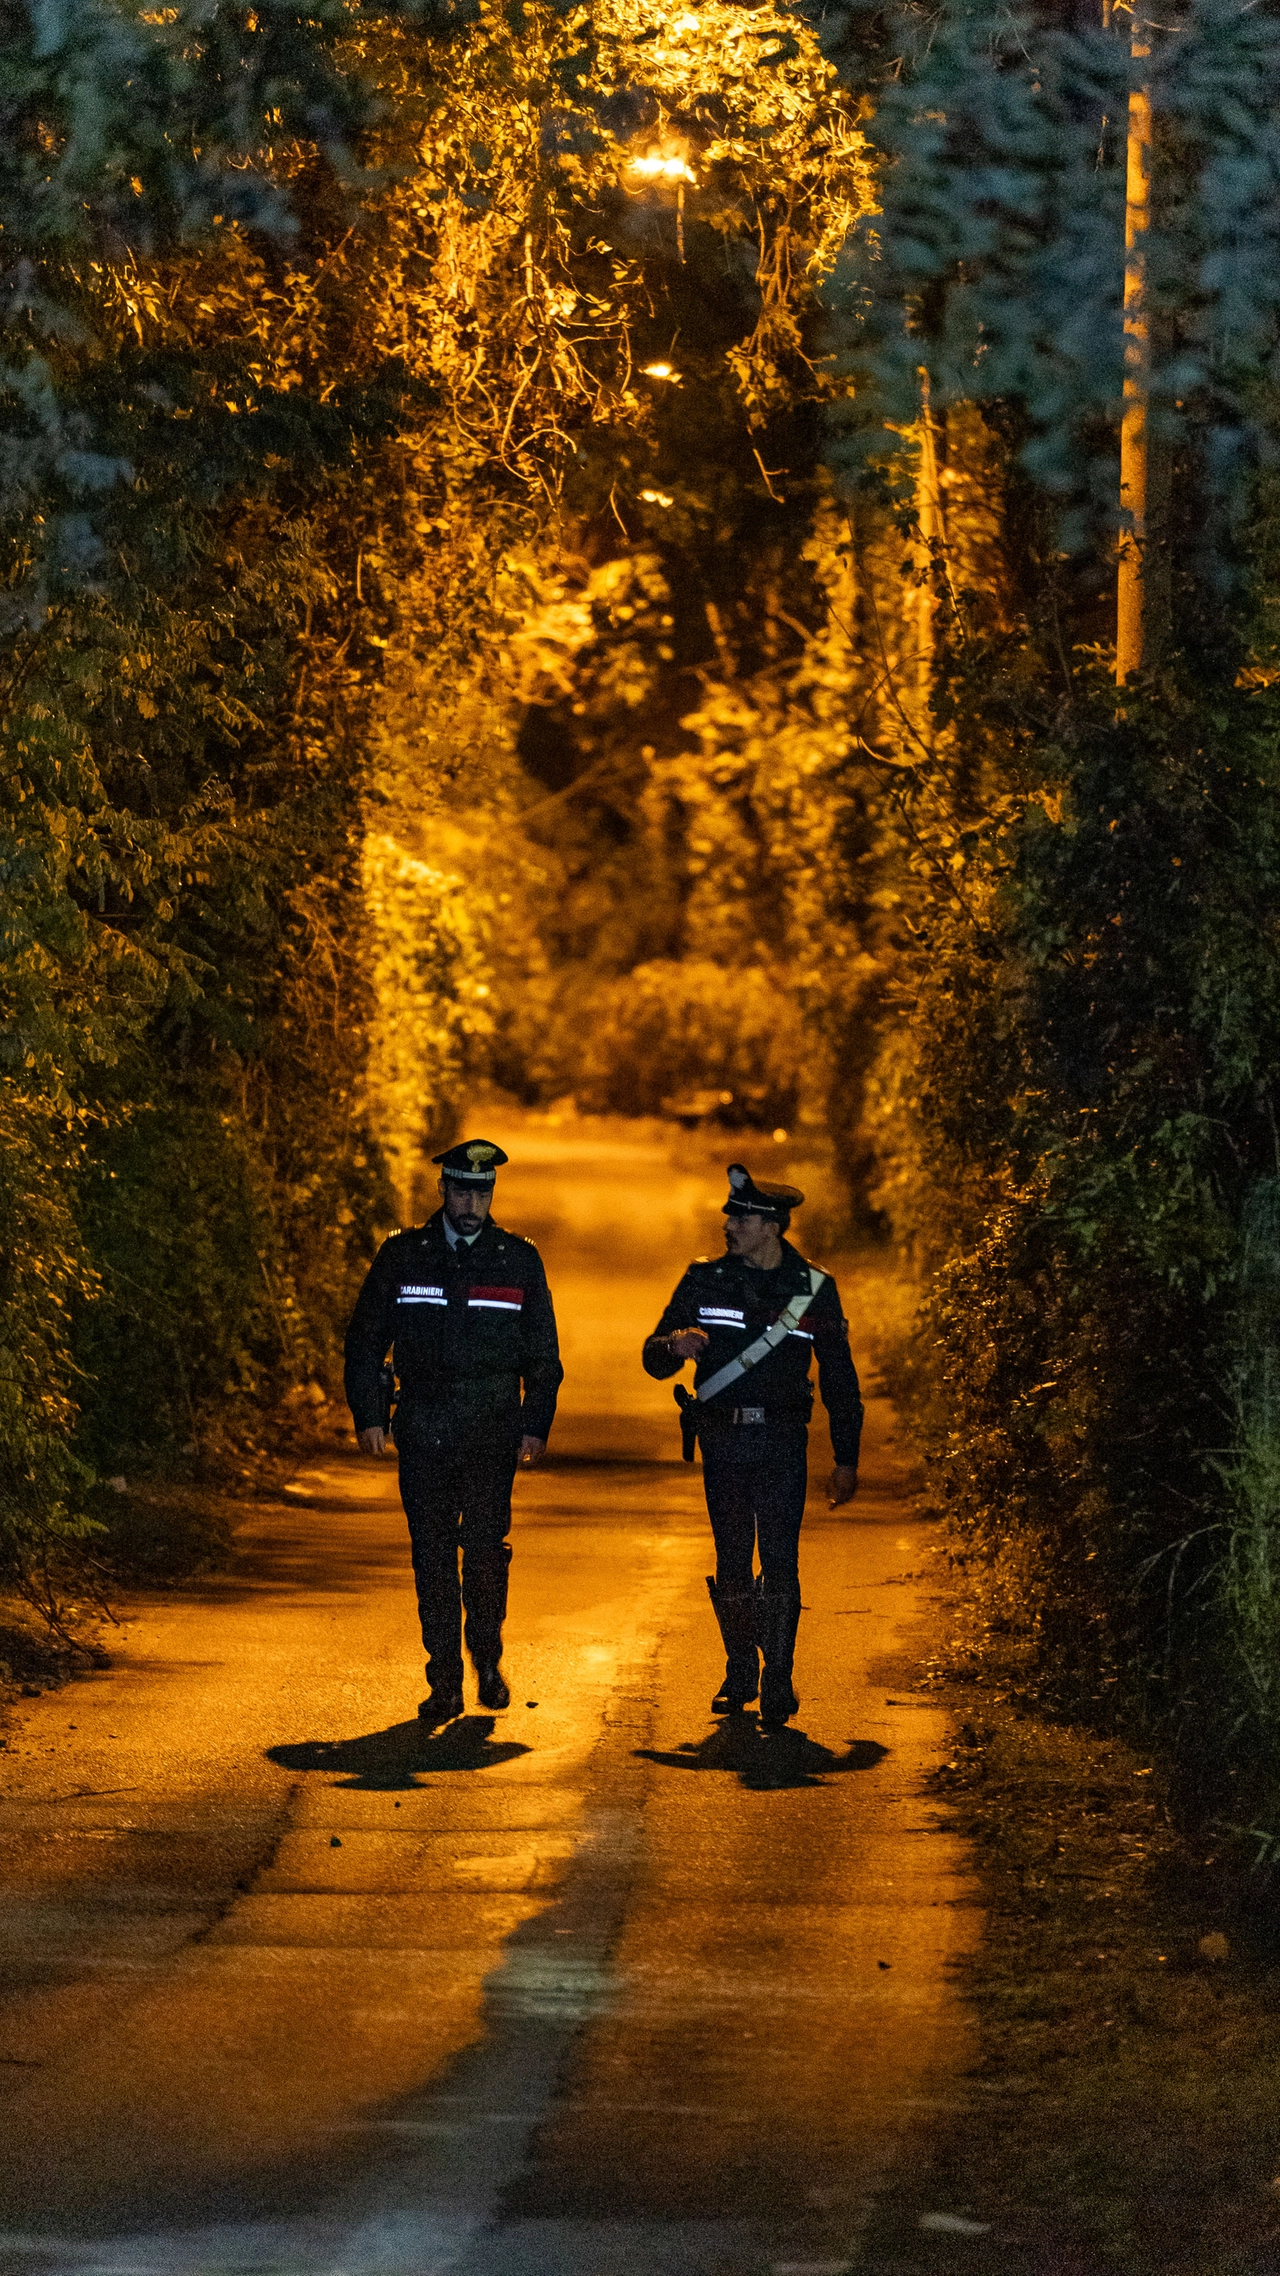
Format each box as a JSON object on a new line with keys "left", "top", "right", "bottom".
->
{"left": 467, "top": 1143, "right": 497, "bottom": 1165}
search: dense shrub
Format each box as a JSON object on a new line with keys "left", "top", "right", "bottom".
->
{"left": 873, "top": 666, "right": 1280, "bottom": 1823}
{"left": 0, "top": 1097, "right": 101, "bottom": 1623}
{"left": 548, "top": 959, "right": 807, "bottom": 1127}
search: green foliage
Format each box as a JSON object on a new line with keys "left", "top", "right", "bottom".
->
{"left": 77, "top": 1092, "right": 291, "bottom": 1466}
{"left": 361, "top": 831, "right": 495, "bottom": 1222}
{"left": 0, "top": 1092, "right": 100, "bottom": 1618}
{"left": 541, "top": 957, "right": 808, "bottom": 1125}
{"left": 1219, "top": 1179, "right": 1280, "bottom": 1772}
{"left": 2, "top": 0, "right": 876, "bottom": 1595}
{"left": 0, "top": 0, "right": 370, "bottom": 628}
{"left": 788, "top": 0, "right": 1280, "bottom": 1826}
{"left": 1, "top": 1, "right": 402, "bottom": 1537}
{"left": 869, "top": 631, "right": 1280, "bottom": 1816}
{"left": 346, "top": 0, "right": 878, "bottom": 1168}
{"left": 819, "top": 0, "right": 1280, "bottom": 550}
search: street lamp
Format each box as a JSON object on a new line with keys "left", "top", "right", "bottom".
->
{"left": 624, "top": 148, "right": 697, "bottom": 262}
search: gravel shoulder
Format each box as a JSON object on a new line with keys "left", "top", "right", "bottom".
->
{"left": 855, "top": 1559, "right": 1280, "bottom": 2276}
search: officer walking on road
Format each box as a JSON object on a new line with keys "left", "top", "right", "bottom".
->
{"left": 643, "top": 1164, "right": 862, "bottom": 1728}
{"left": 344, "top": 1140, "right": 563, "bottom": 1726}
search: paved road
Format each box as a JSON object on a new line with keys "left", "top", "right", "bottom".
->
{"left": 0, "top": 1121, "right": 977, "bottom": 2276}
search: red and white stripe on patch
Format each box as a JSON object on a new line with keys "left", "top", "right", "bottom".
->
{"left": 467, "top": 1285, "right": 524, "bottom": 1312}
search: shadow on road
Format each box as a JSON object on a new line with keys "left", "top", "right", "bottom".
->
{"left": 635, "top": 1722, "right": 888, "bottom": 1791}
{"left": 266, "top": 1714, "right": 532, "bottom": 1789}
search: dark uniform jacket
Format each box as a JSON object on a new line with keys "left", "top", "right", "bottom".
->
{"left": 642, "top": 1242, "right": 863, "bottom": 1466}
{"left": 343, "top": 1212, "right": 563, "bottom": 1446}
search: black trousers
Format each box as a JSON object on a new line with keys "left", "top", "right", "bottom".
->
{"left": 700, "top": 1423, "right": 808, "bottom": 1594}
{"left": 395, "top": 1425, "right": 519, "bottom": 1685}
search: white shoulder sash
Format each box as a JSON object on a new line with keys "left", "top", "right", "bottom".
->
{"left": 695, "top": 1266, "right": 826, "bottom": 1404}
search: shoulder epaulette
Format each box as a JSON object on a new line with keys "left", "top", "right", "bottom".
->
{"left": 492, "top": 1224, "right": 539, "bottom": 1254}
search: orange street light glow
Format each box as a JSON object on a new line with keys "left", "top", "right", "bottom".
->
{"left": 642, "top": 362, "right": 681, "bottom": 382}
{"left": 641, "top": 489, "right": 675, "bottom": 507}
{"left": 627, "top": 154, "right": 697, "bottom": 185}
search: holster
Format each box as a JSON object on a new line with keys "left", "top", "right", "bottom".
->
{"left": 674, "top": 1383, "right": 699, "bottom": 1464}
{"left": 378, "top": 1360, "right": 398, "bottom": 1435}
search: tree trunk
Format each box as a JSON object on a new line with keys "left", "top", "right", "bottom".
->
{"left": 915, "top": 366, "right": 944, "bottom": 719}
{"left": 1116, "top": 15, "right": 1171, "bottom": 681}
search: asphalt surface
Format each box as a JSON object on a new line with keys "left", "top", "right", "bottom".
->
{"left": 0, "top": 1121, "right": 978, "bottom": 2276}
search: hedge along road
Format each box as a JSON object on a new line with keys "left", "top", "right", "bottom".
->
{"left": 0, "top": 1117, "right": 978, "bottom": 2276}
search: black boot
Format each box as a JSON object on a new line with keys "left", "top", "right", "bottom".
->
{"left": 756, "top": 1576, "right": 801, "bottom": 1727}
{"left": 706, "top": 1577, "right": 760, "bottom": 1713}
{"left": 419, "top": 1678, "right": 464, "bottom": 1726}
{"left": 463, "top": 1542, "right": 511, "bottom": 1702}
{"left": 476, "top": 1664, "right": 510, "bottom": 1710}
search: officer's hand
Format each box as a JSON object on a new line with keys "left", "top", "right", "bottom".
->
{"left": 519, "top": 1435, "right": 546, "bottom": 1467}
{"left": 358, "top": 1427, "right": 387, "bottom": 1457}
{"left": 668, "top": 1327, "right": 710, "bottom": 1361}
{"left": 828, "top": 1464, "right": 859, "bottom": 1508}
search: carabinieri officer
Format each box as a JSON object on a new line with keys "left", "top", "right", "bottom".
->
{"left": 642, "top": 1163, "right": 863, "bottom": 1727}
{"left": 344, "top": 1140, "right": 563, "bottom": 1726}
